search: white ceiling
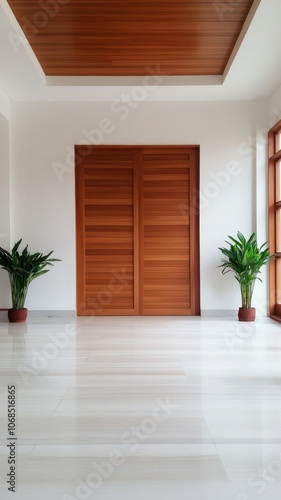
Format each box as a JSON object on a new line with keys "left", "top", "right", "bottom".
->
{"left": 0, "top": 0, "right": 281, "bottom": 102}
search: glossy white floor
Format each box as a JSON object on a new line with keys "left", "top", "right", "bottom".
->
{"left": 0, "top": 314, "right": 281, "bottom": 500}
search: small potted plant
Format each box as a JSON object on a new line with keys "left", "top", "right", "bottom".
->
{"left": 0, "top": 239, "right": 60, "bottom": 323}
{"left": 218, "top": 231, "right": 275, "bottom": 321}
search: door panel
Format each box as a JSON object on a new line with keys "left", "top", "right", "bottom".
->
{"left": 76, "top": 146, "right": 200, "bottom": 316}
{"left": 139, "top": 149, "right": 198, "bottom": 315}
{"left": 76, "top": 148, "right": 138, "bottom": 315}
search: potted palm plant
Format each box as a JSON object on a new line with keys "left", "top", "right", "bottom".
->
{"left": 0, "top": 239, "right": 60, "bottom": 323}
{"left": 218, "top": 231, "right": 275, "bottom": 321}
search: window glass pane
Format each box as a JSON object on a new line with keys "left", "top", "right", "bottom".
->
{"left": 275, "top": 130, "right": 281, "bottom": 153}
{"left": 276, "top": 258, "right": 281, "bottom": 304}
{"left": 276, "top": 160, "right": 281, "bottom": 202}
{"left": 276, "top": 208, "right": 281, "bottom": 253}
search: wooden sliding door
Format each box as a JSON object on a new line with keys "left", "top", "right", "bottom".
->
{"left": 139, "top": 148, "right": 198, "bottom": 315}
{"left": 76, "top": 146, "right": 200, "bottom": 316}
{"left": 75, "top": 147, "right": 139, "bottom": 315}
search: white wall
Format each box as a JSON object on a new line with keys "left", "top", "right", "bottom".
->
{"left": 7, "top": 99, "right": 261, "bottom": 312}
{"left": 0, "top": 88, "right": 10, "bottom": 121}
{"left": 268, "top": 82, "right": 281, "bottom": 125}
{"left": 0, "top": 115, "right": 10, "bottom": 306}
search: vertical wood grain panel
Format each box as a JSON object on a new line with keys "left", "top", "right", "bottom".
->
{"left": 189, "top": 147, "right": 200, "bottom": 314}
{"left": 75, "top": 147, "right": 86, "bottom": 315}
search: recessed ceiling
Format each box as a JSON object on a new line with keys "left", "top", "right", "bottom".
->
{"left": 6, "top": 0, "right": 255, "bottom": 77}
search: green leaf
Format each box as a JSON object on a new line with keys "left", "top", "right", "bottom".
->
{"left": 218, "top": 231, "right": 276, "bottom": 308}
{"left": 0, "top": 239, "right": 61, "bottom": 309}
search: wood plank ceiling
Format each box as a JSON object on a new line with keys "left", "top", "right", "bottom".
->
{"left": 7, "top": 0, "right": 255, "bottom": 77}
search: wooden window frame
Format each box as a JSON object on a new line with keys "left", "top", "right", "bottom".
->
{"left": 268, "top": 120, "right": 281, "bottom": 321}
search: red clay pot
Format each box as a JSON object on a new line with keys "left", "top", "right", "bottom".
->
{"left": 8, "top": 308, "right": 28, "bottom": 323}
{"left": 238, "top": 307, "right": 256, "bottom": 322}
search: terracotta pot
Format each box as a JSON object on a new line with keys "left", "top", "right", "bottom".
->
{"left": 238, "top": 307, "right": 256, "bottom": 322}
{"left": 8, "top": 308, "right": 28, "bottom": 323}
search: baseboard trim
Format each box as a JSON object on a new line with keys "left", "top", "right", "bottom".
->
{"left": 201, "top": 309, "right": 237, "bottom": 317}
{"left": 0, "top": 309, "right": 75, "bottom": 319}
{"left": 28, "top": 310, "right": 76, "bottom": 317}
{"left": 0, "top": 309, "right": 269, "bottom": 320}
